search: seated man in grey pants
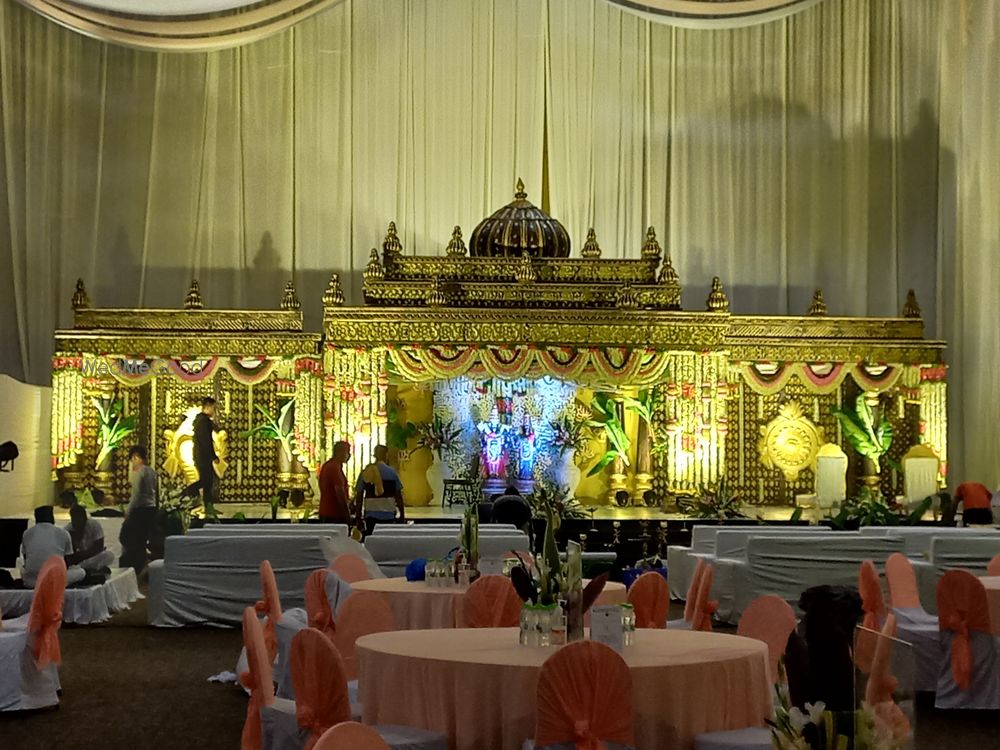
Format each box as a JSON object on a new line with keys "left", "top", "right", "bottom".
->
{"left": 65, "top": 504, "right": 114, "bottom": 580}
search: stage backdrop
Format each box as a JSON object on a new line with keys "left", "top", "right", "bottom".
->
{"left": 0, "top": 0, "right": 998, "bottom": 488}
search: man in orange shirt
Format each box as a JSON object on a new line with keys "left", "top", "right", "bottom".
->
{"left": 319, "top": 440, "right": 352, "bottom": 524}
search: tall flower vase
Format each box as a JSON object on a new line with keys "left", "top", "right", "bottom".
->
{"left": 426, "top": 458, "right": 445, "bottom": 505}
{"left": 559, "top": 450, "right": 582, "bottom": 497}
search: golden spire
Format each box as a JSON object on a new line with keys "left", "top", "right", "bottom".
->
{"left": 363, "top": 249, "right": 384, "bottom": 282}
{"left": 446, "top": 226, "right": 467, "bottom": 257}
{"left": 425, "top": 278, "right": 447, "bottom": 307}
{"left": 581, "top": 228, "right": 602, "bottom": 259}
{"left": 515, "top": 251, "right": 537, "bottom": 284}
{"left": 184, "top": 280, "right": 203, "bottom": 310}
{"left": 382, "top": 221, "right": 402, "bottom": 258}
{"left": 706, "top": 277, "right": 729, "bottom": 312}
{"left": 616, "top": 282, "right": 640, "bottom": 310}
{"left": 641, "top": 226, "right": 662, "bottom": 261}
{"left": 658, "top": 255, "right": 679, "bottom": 285}
{"left": 322, "top": 273, "right": 345, "bottom": 307}
{"left": 808, "top": 288, "right": 828, "bottom": 316}
{"left": 280, "top": 280, "right": 301, "bottom": 311}
{"left": 902, "top": 289, "right": 922, "bottom": 318}
{"left": 514, "top": 178, "right": 527, "bottom": 200}
{"left": 72, "top": 278, "right": 90, "bottom": 310}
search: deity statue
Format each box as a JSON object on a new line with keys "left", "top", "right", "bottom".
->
{"left": 518, "top": 419, "right": 536, "bottom": 480}
{"left": 477, "top": 409, "right": 510, "bottom": 479}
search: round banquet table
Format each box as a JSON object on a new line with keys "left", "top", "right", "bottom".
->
{"left": 357, "top": 627, "right": 771, "bottom": 750}
{"left": 351, "top": 577, "right": 628, "bottom": 630}
{"left": 979, "top": 576, "right": 1000, "bottom": 634}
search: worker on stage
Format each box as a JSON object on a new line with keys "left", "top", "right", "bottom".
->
{"left": 354, "top": 444, "right": 405, "bottom": 535}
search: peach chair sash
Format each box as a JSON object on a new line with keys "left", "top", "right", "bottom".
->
{"left": 865, "top": 613, "right": 899, "bottom": 704}
{"left": 27, "top": 555, "right": 67, "bottom": 668}
{"left": 255, "top": 560, "right": 283, "bottom": 664}
{"left": 291, "top": 628, "right": 353, "bottom": 750}
{"left": 241, "top": 606, "right": 276, "bottom": 750}
{"left": 936, "top": 570, "right": 992, "bottom": 691}
{"left": 885, "top": 553, "right": 923, "bottom": 610}
{"left": 859, "top": 560, "right": 886, "bottom": 631}
{"left": 305, "top": 569, "right": 337, "bottom": 640}
{"left": 627, "top": 571, "right": 669, "bottom": 629}
{"left": 334, "top": 592, "right": 395, "bottom": 681}
{"left": 693, "top": 564, "right": 718, "bottom": 632}
{"left": 330, "top": 553, "right": 372, "bottom": 584}
{"left": 737, "top": 594, "right": 797, "bottom": 682}
{"left": 683, "top": 558, "right": 706, "bottom": 622}
{"left": 988, "top": 553, "right": 1000, "bottom": 577}
{"left": 463, "top": 574, "right": 524, "bottom": 628}
{"left": 534, "top": 640, "right": 634, "bottom": 750}
{"left": 314, "top": 722, "right": 391, "bottom": 750}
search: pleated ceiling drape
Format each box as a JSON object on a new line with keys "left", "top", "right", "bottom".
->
{"left": 0, "top": 0, "right": 998, "bottom": 485}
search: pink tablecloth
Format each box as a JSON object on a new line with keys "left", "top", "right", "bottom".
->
{"left": 358, "top": 628, "right": 771, "bottom": 750}
{"left": 979, "top": 576, "right": 1000, "bottom": 634}
{"left": 351, "top": 577, "right": 628, "bottom": 630}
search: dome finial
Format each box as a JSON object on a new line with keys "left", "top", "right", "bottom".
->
{"left": 902, "top": 289, "right": 922, "bottom": 318}
{"left": 72, "top": 278, "right": 91, "bottom": 310}
{"left": 642, "top": 226, "right": 662, "bottom": 261}
{"left": 382, "top": 222, "right": 402, "bottom": 258}
{"left": 582, "top": 228, "right": 602, "bottom": 259}
{"left": 446, "top": 226, "right": 467, "bottom": 257}
{"left": 323, "top": 273, "right": 345, "bottom": 307}
{"left": 808, "top": 288, "right": 828, "bottom": 316}
{"left": 184, "top": 280, "right": 203, "bottom": 309}
{"left": 706, "top": 277, "right": 729, "bottom": 312}
{"left": 281, "top": 280, "right": 301, "bottom": 311}
{"left": 617, "top": 282, "right": 640, "bottom": 310}
{"left": 426, "top": 278, "right": 447, "bottom": 307}
{"left": 514, "top": 178, "right": 527, "bottom": 200}
{"left": 515, "top": 251, "right": 537, "bottom": 284}
{"left": 364, "top": 249, "right": 385, "bottom": 282}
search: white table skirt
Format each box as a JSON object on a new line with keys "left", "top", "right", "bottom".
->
{"left": 0, "top": 568, "right": 141, "bottom": 625}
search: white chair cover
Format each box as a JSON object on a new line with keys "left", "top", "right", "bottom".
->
{"left": 892, "top": 607, "right": 940, "bottom": 692}
{"left": 935, "top": 631, "right": 1000, "bottom": 709}
{"left": 902, "top": 455, "right": 939, "bottom": 507}
{"left": 815, "top": 448, "right": 848, "bottom": 509}
{"left": 693, "top": 727, "right": 772, "bottom": 750}
{"left": 0, "top": 629, "right": 59, "bottom": 711}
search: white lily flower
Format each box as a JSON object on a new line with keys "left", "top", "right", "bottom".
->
{"left": 787, "top": 707, "right": 808, "bottom": 733}
{"left": 805, "top": 701, "right": 826, "bottom": 725}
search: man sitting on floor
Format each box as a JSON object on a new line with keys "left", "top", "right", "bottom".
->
{"left": 354, "top": 444, "right": 405, "bottom": 535}
{"left": 21, "top": 505, "right": 85, "bottom": 587}
{"left": 65, "top": 504, "right": 114, "bottom": 581}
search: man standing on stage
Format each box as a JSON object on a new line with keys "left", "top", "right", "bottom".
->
{"left": 319, "top": 440, "right": 352, "bottom": 525}
{"left": 186, "top": 397, "right": 219, "bottom": 513}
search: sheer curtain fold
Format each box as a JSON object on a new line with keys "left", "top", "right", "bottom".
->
{"left": 0, "top": 0, "right": 997, "bottom": 485}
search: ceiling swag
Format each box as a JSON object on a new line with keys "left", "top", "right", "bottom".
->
{"left": 604, "top": 0, "right": 827, "bottom": 28}
{"left": 13, "top": 0, "right": 345, "bottom": 51}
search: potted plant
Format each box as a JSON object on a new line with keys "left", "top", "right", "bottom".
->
{"left": 832, "top": 394, "right": 896, "bottom": 491}
{"left": 550, "top": 409, "right": 589, "bottom": 493}
{"left": 93, "top": 397, "right": 138, "bottom": 471}
{"left": 677, "top": 478, "right": 748, "bottom": 520}
{"left": 241, "top": 400, "right": 295, "bottom": 463}
{"left": 415, "top": 415, "right": 463, "bottom": 503}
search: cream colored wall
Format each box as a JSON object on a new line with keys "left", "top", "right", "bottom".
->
{"left": 0, "top": 375, "right": 53, "bottom": 516}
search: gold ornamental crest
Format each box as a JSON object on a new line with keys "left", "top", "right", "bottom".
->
{"left": 758, "top": 402, "right": 824, "bottom": 482}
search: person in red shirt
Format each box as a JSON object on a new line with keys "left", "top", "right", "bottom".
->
{"left": 319, "top": 441, "right": 352, "bottom": 523}
{"left": 955, "top": 481, "right": 993, "bottom": 525}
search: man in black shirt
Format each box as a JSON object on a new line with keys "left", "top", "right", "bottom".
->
{"left": 185, "top": 397, "right": 219, "bottom": 511}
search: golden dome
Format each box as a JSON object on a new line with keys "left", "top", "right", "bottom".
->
{"left": 468, "top": 179, "right": 570, "bottom": 259}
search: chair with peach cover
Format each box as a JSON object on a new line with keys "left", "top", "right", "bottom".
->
{"left": 239, "top": 560, "right": 284, "bottom": 688}
{"left": 242, "top": 606, "right": 276, "bottom": 750}
{"left": 934, "top": 570, "right": 1000, "bottom": 708}
{"left": 627, "top": 571, "right": 669, "bottom": 629}
{"left": 528, "top": 640, "right": 635, "bottom": 750}
{"left": 0, "top": 556, "right": 66, "bottom": 711}
{"left": 884, "top": 553, "right": 939, "bottom": 692}
{"left": 737, "top": 595, "right": 797, "bottom": 683}
{"left": 855, "top": 560, "right": 886, "bottom": 673}
{"left": 334, "top": 592, "right": 395, "bottom": 682}
{"left": 668, "top": 558, "right": 704, "bottom": 628}
{"left": 463, "top": 574, "right": 523, "bottom": 628}
{"left": 988, "top": 553, "right": 1000, "bottom": 577}
{"left": 262, "top": 628, "right": 448, "bottom": 750}
{"left": 863, "top": 613, "right": 912, "bottom": 743}
{"left": 313, "top": 722, "right": 390, "bottom": 750}
{"left": 330, "top": 554, "right": 372, "bottom": 584}
{"left": 689, "top": 564, "right": 718, "bottom": 632}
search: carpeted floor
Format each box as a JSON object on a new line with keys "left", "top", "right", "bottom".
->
{"left": 2, "top": 597, "right": 998, "bottom": 749}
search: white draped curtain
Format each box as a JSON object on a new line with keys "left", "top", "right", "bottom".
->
{"left": 0, "top": 0, "right": 998, "bottom": 485}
